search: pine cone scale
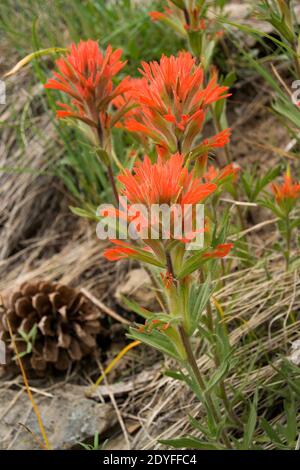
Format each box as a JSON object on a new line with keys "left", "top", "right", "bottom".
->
{"left": 0, "top": 281, "right": 108, "bottom": 375}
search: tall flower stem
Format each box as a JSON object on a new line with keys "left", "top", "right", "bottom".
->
{"left": 285, "top": 216, "right": 291, "bottom": 271}
{"left": 178, "top": 325, "right": 232, "bottom": 449}
{"left": 206, "top": 300, "right": 243, "bottom": 427}
{"left": 96, "top": 119, "right": 119, "bottom": 205}
{"left": 166, "top": 250, "right": 232, "bottom": 448}
{"left": 107, "top": 162, "right": 119, "bottom": 204}
{"left": 293, "top": 52, "right": 300, "bottom": 80}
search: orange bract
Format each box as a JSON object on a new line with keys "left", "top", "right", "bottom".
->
{"left": 118, "top": 153, "right": 217, "bottom": 206}
{"left": 103, "top": 240, "right": 140, "bottom": 261}
{"left": 204, "top": 163, "right": 240, "bottom": 185}
{"left": 272, "top": 173, "right": 300, "bottom": 203}
{"left": 123, "top": 52, "right": 230, "bottom": 156}
{"left": 203, "top": 243, "right": 233, "bottom": 259}
{"left": 44, "top": 40, "right": 130, "bottom": 128}
{"left": 149, "top": 11, "right": 167, "bottom": 21}
{"left": 102, "top": 154, "right": 219, "bottom": 263}
{"left": 149, "top": 1, "right": 208, "bottom": 33}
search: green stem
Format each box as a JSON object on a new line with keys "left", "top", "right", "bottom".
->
{"left": 165, "top": 252, "right": 232, "bottom": 447}
{"left": 285, "top": 216, "right": 291, "bottom": 271}
{"left": 144, "top": 265, "right": 167, "bottom": 311}
{"left": 206, "top": 301, "right": 243, "bottom": 428}
{"left": 294, "top": 54, "right": 300, "bottom": 79}
{"left": 95, "top": 117, "right": 119, "bottom": 205}
{"left": 107, "top": 162, "right": 119, "bottom": 204}
{"left": 178, "top": 325, "right": 232, "bottom": 449}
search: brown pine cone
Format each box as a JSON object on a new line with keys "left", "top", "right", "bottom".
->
{"left": 0, "top": 281, "right": 107, "bottom": 375}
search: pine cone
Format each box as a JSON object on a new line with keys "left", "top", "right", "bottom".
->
{"left": 0, "top": 281, "right": 106, "bottom": 374}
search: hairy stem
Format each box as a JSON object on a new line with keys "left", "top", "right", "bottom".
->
{"left": 96, "top": 117, "right": 119, "bottom": 204}
{"left": 107, "top": 162, "right": 119, "bottom": 204}
{"left": 285, "top": 216, "right": 291, "bottom": 271}
{"left": 206, "top": 300, "right": 243, "bottom": 427}
{"left": 164, "top": 252, "right": 232, "bottom": 447}
{"left": 179, "top": 325, "right": 232, "bottom": 449}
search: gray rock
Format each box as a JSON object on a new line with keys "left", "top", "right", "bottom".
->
{"left": 0, "top": 383, "right": 116, "bottom": 450}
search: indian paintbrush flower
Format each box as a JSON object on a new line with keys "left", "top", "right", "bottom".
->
{"left": 123, "top": 52, "right": 230, "bottom": 158}
{"left": 102, "top": 153, "right": 233, "bottom": 272}
{"left": 39, "top": 35, "right": 239, "bottom": 446}
{"left": 264, "top": 168, "right": 300, "bottom": 269}
{"left": 149, "top": 1, "right": 225, "bottom": 61}
{"left": 44, "top": 40, "right": 131, "bottom": 149}
{"left": 271, "top": 169, "right": 300, "bottom": 213}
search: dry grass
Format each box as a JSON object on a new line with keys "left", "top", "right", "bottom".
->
{"left": 1, "top": 8, "right": 300, "bottom": 449}
{"left": 117, "top": 259, "right": 300, "bottom": 449}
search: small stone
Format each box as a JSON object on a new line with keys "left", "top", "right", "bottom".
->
{"left": 0, "top": 384, "right": 116, "bottom": 449}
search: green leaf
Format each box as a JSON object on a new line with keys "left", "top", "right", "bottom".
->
{"left": 189, "top": 279, "right": 213, "bottom": 333}
{"left": 205, "top": 360, "right": 230, "bottom": 394}
{"left": 242, "top": 166, "right": 282, "bottom": 202}
{"left": 284, "top": 400, "right": 297, "bottom": 444}
{"left": 219, "top": 17, "right": 294, "bottom": 56}
{"left": 176, "top": 251, "right": 206, "bottom": 279}
{"left": 127, "top": 328, "right": 182, "bottom": 360}
{"left": 273, "top": 99, "right": 300, "bottom": 128}
{"left": 242, "top": 393, "right": 258, "bottom": 449}
{"left": 258, "top": 198, "right": 283, "bottom": 218}
{"left": 159, "top": 437, "right": 222, "bottom": 450}
{"left": 189, "top": 416, "right": 212, "bottom": 437}
{"left": 4, "top": 47, "right": 67, "bottom": 77}
{"left": 214, "top": 71, "right": 237, "bottom": 121}
{"left": 120, "top": 296, "right": 153, "bottom": 319}
{"left": 164, "top": 370, "right": 188, "bottom": 382}
{"left": 70, "top": 205, "right": 99, "bottom": 221}
{"left": 260, "top": 418, "right": 283, "bottom": 446}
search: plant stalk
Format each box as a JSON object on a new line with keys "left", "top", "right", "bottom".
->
{"left": 285, "top": 215, "right": 291, "bottom": 271}
{"left": 95, "top": 117, "right": 119, "bottom": 204}
{"left": 178, "top": 325, "right": 232, "bottom": 449}
{"left": 206, "top": 300, "right": 243, "bottom": 427}
{"left": 107, "top": 162, "right": 119, "bottom": 204}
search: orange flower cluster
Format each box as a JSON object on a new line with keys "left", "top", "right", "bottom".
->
{"left": 204, "top": 163, "right": 240, "bottom": 186}
{"left": 44, "top": 40, "right": 130, "bottom": 142}
{"left": 122, "top": 52, "right": 230, "bottom": 157}
{"left": 102, "top": 154, "right": 233, "bottom": 263}
{"left": 149, "top": 1, "right": 224, "bottom": 42}
{"left": 150, "top": 1, "right": 215, "bottom": 33}
{"left": 272, "top": 173, "right": 300, "bottom": 202}
{"left": 118, "top": 153, "right": 216, "bottom": 206}
{"left": 272, "top": 170, "right": 300, "bottom": 213}
{"left": 44, "top": 40, "right": 234, "bottom": 270}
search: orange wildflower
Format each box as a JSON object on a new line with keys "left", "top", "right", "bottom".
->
{"left": 44, "top": 40, "right": 130, "bottom": 134}
{"left": 124, "top": 52, "right": 230, "bottom": 156}
{"left": 118, "top": 153, "right": 216, "bottom": 206}
{"left": 149, "top": 11, "right": 167, "bottom": 21}
{"left": 102, "top": 153, "right": 217, "bottom": 262}
{"left": 272, "top": 172, "right": 300, "bottom": 203}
